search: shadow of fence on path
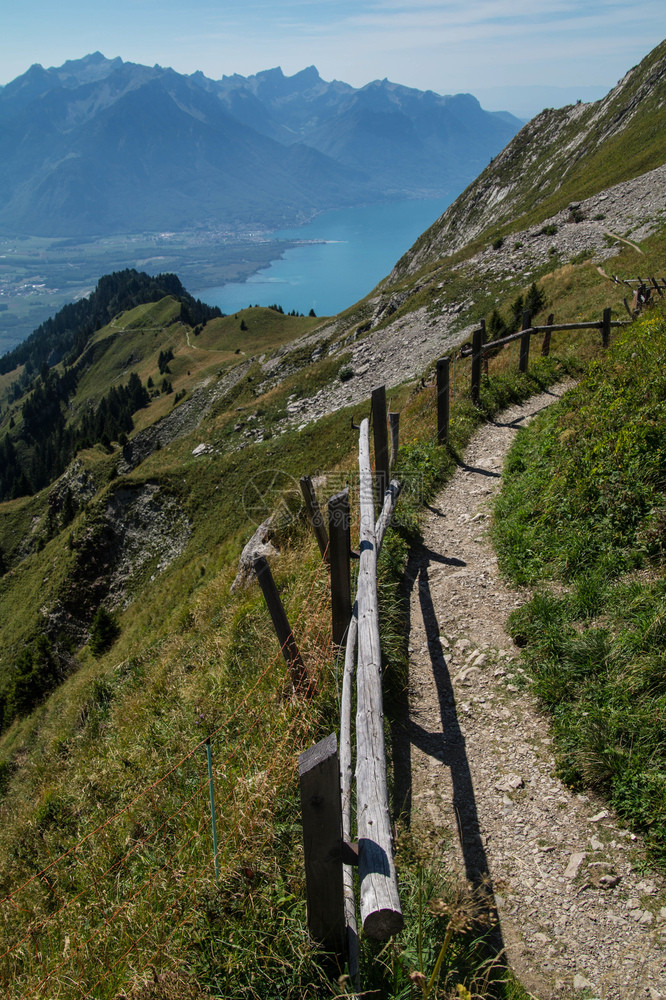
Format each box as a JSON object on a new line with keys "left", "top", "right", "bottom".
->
{"left": 392, "top": 541, "right": 507, "bottom": 960}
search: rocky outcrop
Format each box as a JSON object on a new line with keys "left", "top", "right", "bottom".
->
{"left": 41, "top": 481, "right": 192, "bottom": 647}
{"left": 391, "top": 41, "right": 666, "bottom": 279}
{"left": 230, "top": 516, "right": 280, "bottom": 592}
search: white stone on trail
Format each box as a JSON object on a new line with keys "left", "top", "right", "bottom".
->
{"left": 564, "top": 852, "right": 586, "bottom": 879}
{"left": 494, "top": 774, "right": 525, "bottom": 793}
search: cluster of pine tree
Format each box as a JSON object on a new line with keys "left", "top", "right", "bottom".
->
{"left": 0, "top": 635, "right": 61, "bottom": 733}
{"left": 259, "top": 303, "right": 316, "bottom": 317}
{"left": 0, "top": 268, "right": 224, "bottom": 502}
{"left": 0, "top": 370, "right": 150, "bottom": 502}
{"left": 0, "top": 269, "right": 222, "bottom": 376}
{"left": 487, "top": 282, "right": 546, "bottom": 341}
{"left": 158, "top": 348, "right": 174, "bottom": 374}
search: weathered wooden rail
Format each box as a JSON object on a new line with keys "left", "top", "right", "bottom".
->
{"left": 254, "top": 295, "right": 645, "bottom": 979}
{"left": 354, "top": 417, "right": 403, "bottom": 940}
{"left": 296, "top": 405, "right": 404, "bottom": 968}
{"left": 251, "top": 384, "right": 404, "bottom": 974}
{"left": 448, "top": 304, "right": 632, "bottom": 416}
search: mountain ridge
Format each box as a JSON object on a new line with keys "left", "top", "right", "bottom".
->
{"left": 0, "top": 54, "right": 522, "bottom": 238}
{"left": 390, "top": 39, "right": 666, "bottom": 278}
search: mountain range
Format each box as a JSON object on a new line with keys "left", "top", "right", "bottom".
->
{"left": 0, "top": 53, "right": 522, "bottom": 237}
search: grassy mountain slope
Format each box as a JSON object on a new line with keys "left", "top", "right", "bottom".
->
{"left": 0, "top": 39, "right": 665, "bottom": 1000}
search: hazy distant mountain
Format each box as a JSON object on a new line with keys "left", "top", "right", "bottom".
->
{"left": 0, "top": 54, "right": 522, "bottom": 238}
{"left": 211, "top": 68, "right": 521, "bottom": 196}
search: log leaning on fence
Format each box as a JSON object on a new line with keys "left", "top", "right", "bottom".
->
{"left": 355, "top": 419, "right": 404, "bottom": 939}
{"left": 253, "top": 556, "right": 307, "bottom": 692}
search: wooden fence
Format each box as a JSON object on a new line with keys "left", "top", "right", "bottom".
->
{"left": 251, "top": 384, "right": 405, "bottom": 985}
{"left": 451, "top": 304, "right": 631, "bottom": 417}
{"left": 252, "top": 299, "right": 638, "bottom": 981}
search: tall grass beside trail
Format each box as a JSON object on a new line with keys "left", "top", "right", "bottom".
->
{"left": 492, "top": 309, "right": 666, "bottom": 864}
{"left": 0, "top": 324, "right": 596, "bottom": 1000}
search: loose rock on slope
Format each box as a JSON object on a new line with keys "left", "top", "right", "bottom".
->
{"left": 404, "top": 382, "right": 666, "bottom": 999}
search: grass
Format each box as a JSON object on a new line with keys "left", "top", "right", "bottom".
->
{"left": 492, "top": 308, "right": 666, "bottom": 864}
{"left": 0, "top": 241, "right": 660, "bottom": 993}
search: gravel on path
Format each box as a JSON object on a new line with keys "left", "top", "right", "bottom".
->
{"left": 405, "top": 382, "right": 666, "bottom": 1000}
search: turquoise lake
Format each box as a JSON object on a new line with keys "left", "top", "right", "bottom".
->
{"left": 194, "top": 196, "right": 454, "bottom": 317}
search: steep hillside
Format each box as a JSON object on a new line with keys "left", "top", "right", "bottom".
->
{"left": 1, "top": 39, "right": 664, "bottom": 715}
{"left": 392, "top": 40, "right": 666, "bottom": 277}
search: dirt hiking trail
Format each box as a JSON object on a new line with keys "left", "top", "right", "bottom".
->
{"left": 402, "top": 382, "right": 666, "bottom": 1000}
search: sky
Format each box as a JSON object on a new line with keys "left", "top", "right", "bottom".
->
{"left": 1, "top": 1, "right": 663, "bottom": 117}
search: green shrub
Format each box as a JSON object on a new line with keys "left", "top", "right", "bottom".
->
{"left": 89, "top": 606, "right": 120, "bottom": 657}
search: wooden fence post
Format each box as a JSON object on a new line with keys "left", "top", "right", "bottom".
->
{"left": 329, "top": 489, "right": 352, "bottom": 646}
{"left": 356, "top": 418, "right": 403, "bottom": 940}
{"left": 481, "top": 318, "right": 488, "bottom": 375}
{"left": 602, "top": 307, "right": 611, "bottom": 348}
{"left": 388, "top": 412, "right": 400, "bottom": 470}
{"left": 371, "top": 385, "right": 389, "bottom": 510}
{"left": 253, "top": 556, "right": 306, "bottom": 691}
{"left": 541, "top": 313, "right": 554, "bottom": 356}
{"left": 300, "top": 475, "right": 329, "bottom": 562}
{"left": 299, "top": 733, "right": 346, "bottom": 957}
{"left": 436, "top": 357, "right": 450, "bottom": 444}
{"left": 471, "top": 328, "right": 483, "bottom": 405}
{"left": 519, "top": 309, "right": 532, "bottom": 373}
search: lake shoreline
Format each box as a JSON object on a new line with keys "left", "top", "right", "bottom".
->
{"left": 192, "top": 195, "right": 454, "bottom": 319}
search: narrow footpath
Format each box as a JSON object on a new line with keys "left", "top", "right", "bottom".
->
{"left": 403, "top": 383, "right": 666, "bottom": 999}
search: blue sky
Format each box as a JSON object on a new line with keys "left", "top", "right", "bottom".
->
{"left": 1, "top": 1, "right": 663, "bottom": 116}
